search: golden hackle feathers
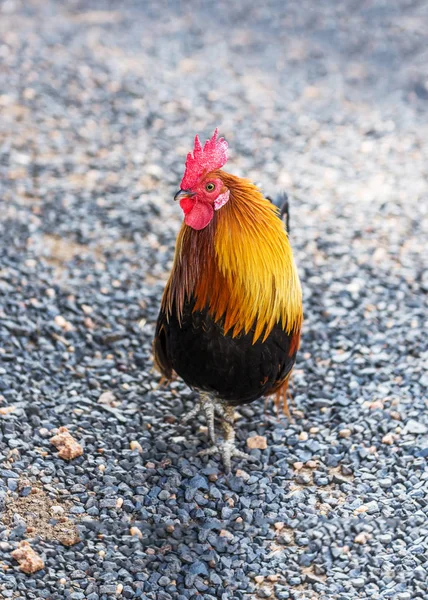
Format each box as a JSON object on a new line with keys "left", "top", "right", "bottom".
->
{"left": 162, "top": 170, "right": 303, "bottom": 343}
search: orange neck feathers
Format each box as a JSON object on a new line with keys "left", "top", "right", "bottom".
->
{"left": 162, "top": 171, "right": 303, "bottom": 342}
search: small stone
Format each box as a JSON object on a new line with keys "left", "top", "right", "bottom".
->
{"left": 188, "top": 475, "right": 209, "bottom": 490}
{"left": 354, "top": 505, "right": 369, "bottom": 515}
{"left": 381, "top": 433, "right": 397, "bottom": 445}
{"left": 11, "top": 541, "right": 44, "bottom": 573}
{"left": 247, "top": 435, "right": 267, "bottom": 450}
{"left": 50, "top": 427, "right": 83, "bottom": 460}
{"left": 332, "top": 351, "right": 351, "bottom": 363}
{"left": 219, "top": 529, "right": 233, "bottom": 539}
{"left": 306, "top": 460, "right": 318, "bottom": 468}
{"left": 254, "top": 575, "right": 265, "bottom": 584}
{"left": 403, "top": 419, "right": 427, "bottom": 435}
{"left": 366, "top": 400, "right": 384, "bottom": 410}
{"left": 116, "top": 583, "right": 123, "bottom": 594}
{"left": 129, "top": 440, "right": 143, "bottom": 452}
{"left": 98, "top": 391, "right": 116, "bottom": 405}
{"left": 50, "top": 505, "right": 65, "bottom": 516}
{"left": 54, "top": 315, "right": 74, "bottom": 331}
{"left": 236, "top": 469, "right": 250, "bottom": 480}
{"left": 56, "top": 522, "right": 81, "bottom": 547}
{"left": 354, "top": 532, "right": 371, "bottom": 544}
{"left": 339, "top": 428, "right": 352, "bottom": 438}
{"left": 298, "top": 431, "right": 308, "bottom": 441}
{"left": 130, "top": 526, "right": 143, "bottom": 538}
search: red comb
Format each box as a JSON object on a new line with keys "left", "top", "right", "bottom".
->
{"left": 180, "top": 128, "right": 228, "bottom": 189}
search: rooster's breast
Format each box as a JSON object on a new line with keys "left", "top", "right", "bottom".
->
{"left": 163, "top": 298, "right": 297, "bottom": 405}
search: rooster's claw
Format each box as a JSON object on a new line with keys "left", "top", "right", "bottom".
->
{"left": 198, "top": 441, "right": 255, "bottom": 474}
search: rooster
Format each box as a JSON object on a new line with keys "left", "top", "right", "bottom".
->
{"left": 153, "top": 129, "right": 303, "bottom": 472}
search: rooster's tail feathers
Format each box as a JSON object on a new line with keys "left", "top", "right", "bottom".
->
{"left": 266, "top": 192, "right": 290, "bottom": 233}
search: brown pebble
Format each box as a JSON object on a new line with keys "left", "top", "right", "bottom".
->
{"left": 236, "top": 469, "right": 250, "bottom": 480}
{"left": 57, "top": 523, "right": 81, "bottom": 547}
{"left": 339, "top": 428, "right": 352, "bottom": 438}
{"left": 129, "top": 440, "right": 143, "bottom": 452}
{"left": 219, "top": 529, "right": 233, "bottom": 539}
{"left": 130, "top": 526, "right": 143, "bottom": 538}
{"left": 354, "top": 505, "right": 369, "bottom": 515}
{"left": 50, "top": 427, "right": 83, "bottom": 460}
{"left": 54, "top": 315, "right": 74, "bottom": 332}
{"left": 306, "top": 460, "right": 318, "bottom": 468}
{"left": 354, "top": 532, "right": 371, "bottom": 544}
{"left": 365, "top": 400, "right": 384, "bottom": 410}
{"left": 246, "top": 435, "right": 267, "bottom": 450}
{"left": 298, "top": 431, "right": 308, "bottom": 441}
{"left": 11, "top": 542, "right": 44, "bottom": 574}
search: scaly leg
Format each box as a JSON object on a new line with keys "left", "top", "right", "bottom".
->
{"left": 181, "top": 392, "right": 232, "bottom": 444}
{"left": 198, "top": 404, "right": 255, "bottom": 473}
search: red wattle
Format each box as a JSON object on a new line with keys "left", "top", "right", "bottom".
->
{"left": 179, "top": 196, "right": 195, "bottom": 215}
{"left": 183, "top": 201, "right": 214, "bottom": 230}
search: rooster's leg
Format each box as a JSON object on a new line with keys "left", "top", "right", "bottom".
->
{"left": 198, "top": 404, "right": 254, "bottom": 473}
{"left": 182, "top": 392, "right": 220, "bottom": 444}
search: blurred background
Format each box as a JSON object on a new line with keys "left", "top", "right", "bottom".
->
{"left": 0, "top": 1, "right": 427, "bottom": 599}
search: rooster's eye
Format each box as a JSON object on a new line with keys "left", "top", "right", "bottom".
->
{"left": 205, "top": 183, "right": 215, "bottom": 192}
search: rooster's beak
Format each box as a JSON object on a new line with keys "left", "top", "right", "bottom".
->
{"left": 174, "top": 189, "right": 194, "bottom": 202}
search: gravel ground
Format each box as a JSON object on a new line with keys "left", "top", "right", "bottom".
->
{"left": 0, "top": 1, "right": 427, "bottom": 599}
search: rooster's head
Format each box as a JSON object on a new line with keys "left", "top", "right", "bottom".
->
{"left": 174, "top": 129, "right": 230, "bottom": 230}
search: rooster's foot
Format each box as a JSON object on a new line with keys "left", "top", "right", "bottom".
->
{"left": 198, "top": 441, "right": 255, "bottom": 474}
{"left": 197, "top": 403, "right": 254, "bottom": 473}
{"left": 182, "top": 394, "right": 232, "bottom": 444}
